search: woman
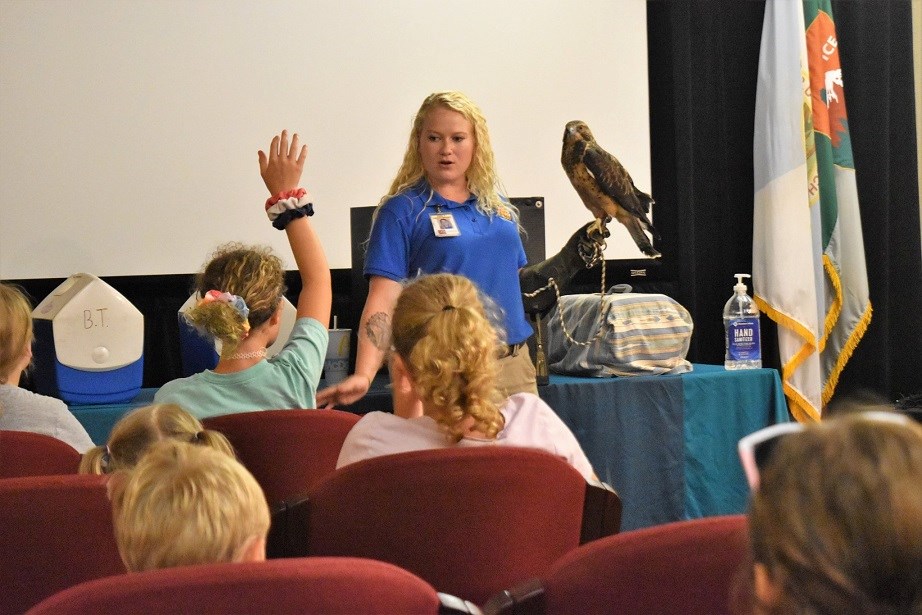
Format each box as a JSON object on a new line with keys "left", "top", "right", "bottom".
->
{"left": 318, "top": 91, "right": 536, "bottom": 408}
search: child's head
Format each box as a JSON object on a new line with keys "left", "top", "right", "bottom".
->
{"left": 183, "top": 242, "right": 285, "bottom": 353}
{"left": 79, "top": 403, "right": 235, "bottom": 474}
{"left": 0, "top": 282, "right": 33, "bottom": 383}
{"left": 110, "top": 439, "right": 270, "bottom": 572}
{"left": 747, "top": 413, "right": 922, "bottom": 614}
{"left": 391, "top": 273, "right": 505, "bottom": 441}
{"left": 823, "top": 387, "right": 894, "bottom": 416}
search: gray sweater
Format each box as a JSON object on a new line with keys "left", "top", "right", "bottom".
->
{"left": 0, "top": 384, "right": 94, "bottom": 453}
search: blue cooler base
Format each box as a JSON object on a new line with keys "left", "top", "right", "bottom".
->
{"left": 56, "top": 357, "right": 144, "bottom": 405}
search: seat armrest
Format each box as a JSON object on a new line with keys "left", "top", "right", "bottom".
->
{"left": 267, "top": 496, "right": 310, "bottom": 558}
{"left": 439, "top": 592, "right": 485, "bottom": 614}
{"left": 481, "top": 577, "right": 546, "bottom": 615}
{"left": 580, "top": 481, "right": 622, "bottom": 544}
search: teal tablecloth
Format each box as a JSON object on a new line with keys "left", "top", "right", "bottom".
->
{"left": 681, "top": 364, "right": 788, "bottom": 518}
{"left": 541, "top": 365, "right": 789, "bottom": 530}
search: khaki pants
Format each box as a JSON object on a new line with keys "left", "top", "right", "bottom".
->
{"left": 496, "top": 343, "right": 538, "bottom": 398}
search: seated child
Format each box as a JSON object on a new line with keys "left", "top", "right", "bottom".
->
{"left": 154, "top": 130, "right": 331, "bottom": 418}
{"left": 742, "top": 411, "right": 922, "bottom": 614}
{"left": 0, "top": 282, "right": 94, "bottom": 453}
{"left": 336, "top": 273, "right": 596, "bottom": 482}
{"left": 80, "top": 403, "right": 234, "bottom": 474}
{"left": 109, "top": 439, "right": 270, "bottom": 571}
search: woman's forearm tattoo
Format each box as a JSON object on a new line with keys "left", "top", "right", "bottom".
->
{"left": 365, "top": 312, "right": 391, "bottom": 351}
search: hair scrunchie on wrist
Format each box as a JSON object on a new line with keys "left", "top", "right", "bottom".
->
{"left": 265, "top": 188, "right": 306, "bottom": 209}
{"left": 265, "top": 188, "right": 314, "bottom": 230}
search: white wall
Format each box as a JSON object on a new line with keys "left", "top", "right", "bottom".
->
{"left": 0, "top": 0, "right": 650, "bottom": 279}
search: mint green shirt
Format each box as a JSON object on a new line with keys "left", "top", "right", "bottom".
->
{"left": 154, "top": 318, "right": 328, "bottom": 419}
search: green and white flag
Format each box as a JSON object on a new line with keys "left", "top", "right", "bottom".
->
{"left": 752, "top": 0, "right": 871, "bottom": 422}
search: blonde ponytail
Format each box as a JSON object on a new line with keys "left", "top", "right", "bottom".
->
{"left": 393, "top": 274, "right": 505, "bottom": 441}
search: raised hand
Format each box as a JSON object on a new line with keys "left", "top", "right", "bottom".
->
{"left": 258, "top": 130, "right": 307, "bottom": 196}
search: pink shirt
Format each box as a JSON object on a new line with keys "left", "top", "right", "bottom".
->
{"left": 336, "top": 392, "right": 595, "bottom": 481}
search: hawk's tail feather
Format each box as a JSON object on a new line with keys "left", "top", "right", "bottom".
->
{"left": 625, "top": 217, "right": 662, "bottom": 258}
{"left": 632, "top": 191, "right": 661, "bottom": 241}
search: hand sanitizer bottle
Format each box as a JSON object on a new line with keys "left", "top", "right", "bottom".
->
{"left": 724, "top": 274, "right": 762, "bottom": 369}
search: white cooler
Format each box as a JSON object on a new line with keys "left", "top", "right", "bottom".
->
{"left": 31, "top": 273, "right": 144, "bottom": 404}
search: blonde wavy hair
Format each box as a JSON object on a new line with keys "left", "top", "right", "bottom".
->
{"left": 746, "top": 413, "right": 922, "bottom": 615}
{"left": 183, "top": 243, "right": 285, "bottom": 353}
{"left": 110, "top": 439, "right": 270, "bottom": 572}
{"left": 79, "top": 403, "right": 235, "bottom": 474}
{"left": 374, "top": 91, "right": 516, "bottom": 224}
{"left": 392, "top": 273, "right": 506, "bottom": 442}
{"left": 0, "top": 283, "right": 33, "bottom": 383}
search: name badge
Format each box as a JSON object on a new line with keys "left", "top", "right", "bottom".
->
{"left": 430, "top": 213, "right": 460, "bottom": 237}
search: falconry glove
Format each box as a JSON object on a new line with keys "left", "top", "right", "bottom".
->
{"left": 519, "top": 221, "right": 609, "bottom": 316}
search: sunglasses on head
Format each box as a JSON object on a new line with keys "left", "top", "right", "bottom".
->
{"left": 737, "top": 410, "right": 915, "bottom": 491}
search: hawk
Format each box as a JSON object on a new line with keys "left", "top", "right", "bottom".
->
{"left": 561, "top": 120, "right": 661, "bottom": 258}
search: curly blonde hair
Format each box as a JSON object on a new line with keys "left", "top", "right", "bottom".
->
{"left": 0, "top": 283, "right": 33, "bottom": 383}
{"left": 374, "top": 91, "right": 516, "bottom": 224}
{"left": 183, "top": 243, "right": 285, "bottom": 353}
{"left": 79, "top": 403, "right": 235, "bottom": 474}
{"left": 392, "top": 273, "right": 506, "bottom": 442}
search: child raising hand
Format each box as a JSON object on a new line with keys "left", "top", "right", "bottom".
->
{"left": 155, "top": 131, "right": 331, "bottom": 418}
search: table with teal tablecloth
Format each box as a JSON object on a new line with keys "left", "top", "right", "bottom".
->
{"left": 69, "top": 364, "right": 788, "bottom": 531}
{"left": 540, "top": 365, "right": 789, "bottom": 530}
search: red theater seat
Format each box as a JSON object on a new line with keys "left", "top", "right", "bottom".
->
{"left": 0, "top": 430, "right": 81, "bottom": 478}
{"left": 0, "top": 474, "right": 124, "bottom": 614}
{"left": 27, "top": 557, "right": 450, "bottom": 615}
{"left": 485, "top": 515, "right": 750, "bottom": 615}
{"left": 304, "top": 447, "right": 590, "bottom": 605}
{"left": 202, "top": 408, "right": 360, "bottom": 506}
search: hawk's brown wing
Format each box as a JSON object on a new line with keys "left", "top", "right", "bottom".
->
{"left": 582, "top": 145, "right": 651, "bottom": 223}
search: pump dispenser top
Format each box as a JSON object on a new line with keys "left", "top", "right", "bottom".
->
{"left": 733, "top": 273, "right": 750, "bottom": 294}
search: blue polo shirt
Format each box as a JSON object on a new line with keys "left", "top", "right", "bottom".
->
{"left": 365, "top": 182, "right": 533, "bottom": 345}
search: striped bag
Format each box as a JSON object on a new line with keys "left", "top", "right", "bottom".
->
{"left": 545, "top": 292, "right": 693, "bottom": 377}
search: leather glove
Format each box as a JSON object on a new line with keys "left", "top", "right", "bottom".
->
{"left": 519, "top": 220, "right": 609, "bottom": 315}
